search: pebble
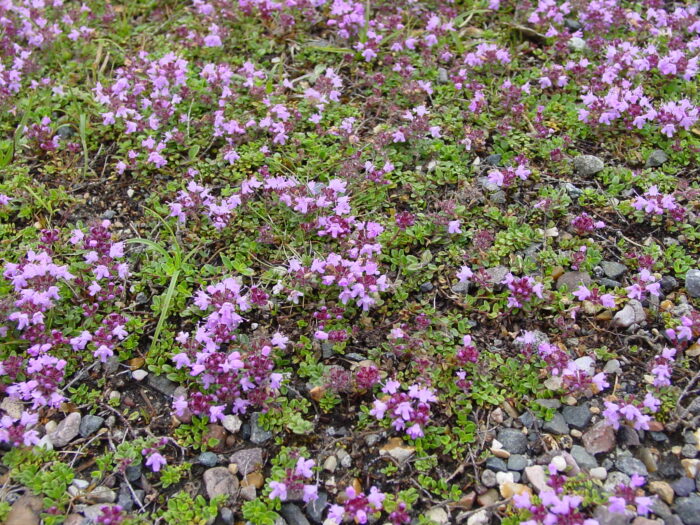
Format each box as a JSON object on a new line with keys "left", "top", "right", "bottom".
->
{"left": 323, "top": 455, "right": 337, "bottom": 472}
{"left": 615, "top": 456, "right": 648, "bottom": 476}
{"left": 197, "top": 452, "right": 219, "bottom": 467}
{"left": 649, "top": 480, "right": 674, "bottom": 504}
{"left": 222, "top": 415, "right": 242, "bottom": 434}
{"left": 672, "top": 477, "right": 696, "bottom": 498}
{"left": 675, "top": 494, "right": 700, "bottom": 525}
{"left": 639, "top": 448, "right": 658, "bottom": 473}
{"left": 507, "top": 454, "right": 528, "bottom": 471}
{"left": 242, "top": 472, "right": 264, "bottom": 489}
{"left": 6, "top": 495, "right": 42, "bottom": 525}
{"left": 307, "top": 491, "right": 328, "bottom": 523}
{"left": 249, "top": 412, "right": 273, "bottom": 444}
{"left": 601, "top": 261, "right": 627, "bottom": 280}
{"left": 573, "top": 155, "right": 604, "bottom": 176}
{"left": 556, "top": 271, "right": 592, "bottom": 291}
{"left": 685, "top": 270, "right": 700, "bottom": 298}
{"left": 618, "top": 426, "right": 641, "bottom": 448}
{"left": 682, "top": 459, "right": 700, "bottom": 478}
{"left": 476, "top": 488, "right": 499, "bottom": 507}
{"left": 682, "top": 444, "right": 698, "bottom": 459}
{"left": 452, "top": 281, "right": 470, "bottom": 294}
{"left": 219, "top": 508, "right": 234, "bottom": 525}
{"left": 125, "top": 464, "right": 142, "bottom": 482}
{"left": 379, "top": 437, "right": 415, "bottom": 463}
{"left": 661, "top": 276, "right": 679, "bottom": 293}
{"left": 535, "top": 398, "right": 561, "bottom": 409}
{"left": 229, "top": 448, "right": 264, "bottom": 476}
{"left": 425, "top": 507, "right": 449, "bottom": 524}
{"left": 336, "top": 449, "right": 352, "bottom": 468}
{"left": 89, "top": 486, "right": 117, "bottom": 504}
{"left": 466, "top": 509, "right": 490, "bottom": 525}
{"left": 570, "top": 445, "right": 598, "bottom": 470}
{"left": 604, "top": 471, "right": 631, "bottom": 493}
{"left": 658, "top": 455, "right": 685, "bottom": 479}
{"left": 481, "top": 469, "right": 497, "bottom": 487}
{"left": 612, "top": 300, "right": 646, "bottom": 328}
{"left": 563, "top": 403, "right": 592, "bottom": 430}
{"left": 645, "top": 149, "right": 669, "bottom": 168}
{"left": 497, "top": 428, "right": 529, "bottom": 455}
{"left": 524, "top": 465, "right": 547, "bottom": 493}
{"left": 593, "top": 506, "right": 633, "bottom": 525}
{"left": 280, "top": 503, "right": 310, "bottom": 525}
{"left": 203, "top": 467, "right": 239, "bottom": 499}
{"left": 147, "top": 374, "right": 177, "bottom": 397}
{"left": 583, "top": 421, "right": 616, "bottom": 455}
{"left": 48, "top": 412, "right": 81, "bottom": 448}
{"left": 0, "top": 397, "right": 23, "bottom": 419}
{"left": 132, "top": 370, "right": 148, "bottom": 381}
{"left": 574, "top": 356, "right": 595, "bottom": 376}
{"left": 590, "top": 467, "right": 608, "bottom": 480}
{"left": 543, "top": 413, "right": 570, "bottom": 435}
{"left": 568, "top": 37, "right": 586, "bottom": 51}
{"left": 79, "top": 415, "right": 105, "bottom": 438}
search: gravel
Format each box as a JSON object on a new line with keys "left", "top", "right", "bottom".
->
{"left": 573, "top": 155, "right": 604, "bottom": 176}
{"left": 497, "top": 428, "right": 529, "bottom": 455}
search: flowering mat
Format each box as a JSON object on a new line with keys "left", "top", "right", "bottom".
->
{"left": 1, "top": 0, "right": 700, "bottom": 524}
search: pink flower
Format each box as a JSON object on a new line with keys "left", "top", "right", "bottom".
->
{"left": 144, "top": 451, "right": 167, "bottom": 472}
{"left": 269, "top": 481, "right": 287, "bottom": 501}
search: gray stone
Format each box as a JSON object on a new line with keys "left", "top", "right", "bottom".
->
{"left": 686, "top": 270, "right": 700, "bottom": 298}
{"left": 645, "top": 149, "right": 669, "bottom": 168}
{"left": 617, "top": 426, "right": 640, "bottom": 448}
{"left": 203, "top": 467, "right": 238, "bottom": 499}
{"left": 497, "top": 428, "right": 528, "bottom": 455}
{"left": 147, "top": 375, "right": 177, "bottom": 397}
{"left": 437, "top": 68, "right": 449, "bottom": 83}
{"left": 507, "top": 455, "right": 528, "bottom": 471}
{"left": 675, "top": 495, "right": 700, "bottom": 525}
{"left": 612, "top": 300, "right": 645, "bottom": 328}
{"left": 563, "top": 403, "right": 592, "bottom": 430}
{"left": 571, "top": 445, "right": 598, "bottom": 470}
{"left": 197, "top": 452, "right": 219, "bottom": 467}
{"left": 593, "top": 506, "right": 632, "bottom": 525}
{"left": 219, "top": 508, "right": 234, "bottom": 525}
{"left": 563, "top": 182, "right": 583, "bottom": 199}
{"left": 280, "top": 504, "right": 310, "bottom": 525}
{"left": 117, "top": 485, "right": 134, "bottom": 512}
{"left": 573, "top": 155, "right": 605, "bottom": 176}
{"left": 615, "top": 456, "right": 648, "bottom": 477}
{"left": 125, "top": 464, "right": 142, "bottom": 482}
{"left": 535, "top": 399, "right": 561, "bottom": 410}
{"left": 601, "top": 261, "right": 627, "bottom": 280}
{"left": 48, "top": 412, "right": 81, "bottom": 448}
{"left": 249, "top": 413, "right": 272, "bottom": 444}
{"left": 491, "top": 191, "right": 506, "bottom": 204}
{"left": 481, "top": 469, "right": 497, "bottom": 487}
{"left": 222, "top": 415, "right": 242, "bottom": 434}
{"left": 568, "top": 37, "right": 586, "bottom": 51}
{"left": 79, "top": 415, "right": 104, "bottom": 438}
{"left": 672, "top": 477, "right": 696, "bottom": 498}
{"left": 650, "top": 431, "right": 669, "bottom": 443}
{"left": 682, "top": 444, "right": 697, "bottom": 459}
{"left": 420, "top": 282, "right": 434, "bottom": 293}
{"left": 604, "top": 471, "right": 631, "bottom": 493}
{"left": 485, "top": 457, "right": 508, "bottom": 472}
{"left": 485, "top": 266, "right": 510, "bottom": 287}
{"left": 307, "top": 491, "right": 327, "bottom": 523}
{"left": 564, "top": 19, "right": 583, "bottom": 31}
{"left": 557, "top": 271, "right": 592, "bottom": 291}
{"left": 230, "top": 448, "right": 264, "bottom": 476}
{"left": 604, "top": 360, "right": 622, "bottom": 374}
{"left": 452, "top": 281, "right": 470, "bottom": 294}
{"left": 524, "top": 465, "right": 547, "bottom": 493}
{"left": 600, "top": 278, "right": 622, "bottom": 289}
{"left": 89, "top": 486, "right": 116, "bottom": 503}
{"left": 658, "top": 455, "right": 685, "bottom": 479}
{"left": 661, "top": 276, "right": 679, "bottom": 293}
{"left": 543, "top": 413, "right": 570, "bottom": 435}
{"left": 519, "top": 411, "right": 543, "bottom": 430}
{"left": 484, "top": 154, "right": 502, "bottom": 166}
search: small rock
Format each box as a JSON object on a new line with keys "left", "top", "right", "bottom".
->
{"left": 600, "top": 278, "right": 622, "bottom": 289}
{"left": 6, "top": 495, "right": 42, "bottom": 525}
{"left": 659, "top": 455, "right": 685, "bottom": 479}
{"left": 249, "top": 413, "right": 273, "bottom": 444}
{"left": 563, "top": 403, "right": 592, "bottom": 430}
{"left": 198, "top": 452, "right": 219, "bottom": 467}
{"left": 571, "top": 445, "right": 598, "bottom": 470}
{"left": 604, "top": 360, "right": 622, "bottom": 374}
{"left": 639, "top": 448, "right": 658, "bottom": 473}
{"left": 497, "top": 428, "right": 529, "bottom": 455}
{"left": 583, "top": 421, "right": 616, "bottom": 455}
{"left": 242, "top": 472, "right": 264, "bottom": 489}
{"left": 500, "top": 482, "right": 531, "bottom": 499}
{"left": 425, "top": 507, "right": 449, "bottom": 524}
{"left": 564, "top": 18, "right": 583, "bottom": 31}
{"left": 379, "top": 437, "right": 415, "bottom": 463}
{"left": 147, "top": 374, "right": 177, "bottom": 396}
{"left": 682, "top": 459, "right": 700, "bottom": 478}
{"left": 604, "top": 471, "right": 631, "bottom": 493}
{"left": 672, "top": 477, "right": 696, "bottom": 498}
{"left": 682, "top": 444, "right": 697, "bottom": 459}
{"left": 618, "top": 426, "right": 641, "bottom": 448}
{"left": 612, "top": 300, "right": 645, "bottom": 328}
{"left": 632, "top": 518, "right": 663, "bottom": 525}
{"left": 48, "top": 412, "right": 81, "bottom": 448}
{"left": 229, "top": 448, "right": 264, "bottom": 476}
{"left": 125, "top": 464, "right": 142, "bottom": 482}
{"left": 476, "top": 488, "right": 499, "bottom": 507}
{"left": 308, "top": 491, "right": 328, "bottom": 523}
{"left": 485, "top": 457, "right": 508, "bottom": 472}
{"left": 240, "top": 486, "right": 257, "bottom": 501}
{"left": 574, "top": 357, "right": 595, "bottom": 376}
{"left": 675, "top": 494, "right": 700, "bottom": 525}
{"left": 519, "top": 411, "right": 543, "bottom": 430}
{"left": 524, "top": 465, "right": 547, "bottom": 493}
{"left": 543, "top": 413, "right": 570, "bottom": 435}
{"left": 535, "top": 399, "right": 561, "bottom": 410}
{"left": 484, "top": 154, "right": 502, "bottom": 166}
{"left": 420, "top": 282, "right": 434, "bottom": 293}
{"left": 615, "top": 456, "right": 648, "bottom": 477}
{"left": 481, "top": 469, "right": 497, "bottom": 487}
{"left": 686, "top": 270, "right": 700, "bottom": 298}
{"left": 593, "top": 506, "right": 633, "bottom": 525}
{"left": 649, "top": 480, "right": 674, "bottom": 504}
{"left": 0, "top": 397, "right": 23, "bottom": 419}
{"left": 222, "top": 415, "right": 242, "bottom": 434}
{"left": 645, "top": 149, "right": 669, "bottom": 168}
{"left": 601, "top": 261, "right": 627, "bottom": 280}
{"left": 280, "top": 504, "right": 309, "bottom": 525}
{"left": 661, "top": 276, "right": 679, "bottom": 293}
{"left": 323, "top": 455, "right": 337, "bottom": 472}
{"left": 466, "top": 509, "right": 490, "bottom": 525}
{"left": 568, "top": 37, "right": 586, "bottom": 51}
{"left": 79, "top": 415, "right": 105, "bottom": 438}
{"left": 650, "top": 431, "right": 669, "bottom": 443}
{"left": 204, "top": 424, "right": 227, "bottom": 452}
{"left": 89, "top": 486, "right": 117, "bottom": 504}
{"left": 485, "top": 266, "right": 510, "bottom": 287}
{"left": 507, "top": 455, "right": 528, "bottom": 471}
{"left": 557, "top": 271, "right": 592, "bottom": 291}
{"left": 336, "top": 449, "right": 352, "bottom": 468}
{"left": 452, "top": 281, "right": 470, "bottom": 294}
{"left": 437, "top": 68, "right": 448, "bottom": 83}
{"left": 563, "top": 182, "right": 583, "bottom": 199}
{"left": 590, "top": 467, "right": 608, "bottom": 480}
{"left": 203, "top": 467, "right": 239, "bottom": 500}
{"left": 573, "top": 155, "right": 605, "bottom": 176}
{"left": 132, "top": 370, "right": 148, "bottom": 381}
{"left": 219, "top": 508, "right": 234, "bottom": 525}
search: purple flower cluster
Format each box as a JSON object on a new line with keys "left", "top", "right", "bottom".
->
{"left": 607, "top": 474, "right": 654, "bottom": 518}
{"left": 370, "top": 380, "right": 436, "bottom": 439}
{"left": 487, "top": 156, "right": 531, "bottom": 189}
{"left": 503, "top": 273, "right": 544, "bottom": 309}
{"left": 603, "top": 393, "right": 660, "bottom": 431}
{"left": 632, "top": 185, "right": 685, "bottom": 221}
{"left": 268, "top": 457, "right": 319, "bottom": 504}
{"left": 327, "top": 486, "right": 386, "bottom": 525}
